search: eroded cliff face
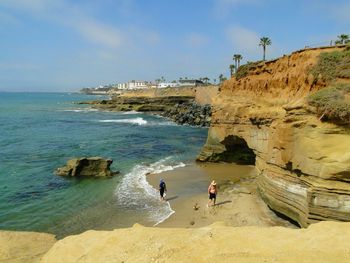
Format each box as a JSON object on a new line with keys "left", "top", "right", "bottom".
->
{"left": 198, "top": 46, "right": 350, "bottom": 227}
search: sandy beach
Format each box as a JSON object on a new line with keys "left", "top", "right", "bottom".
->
{"left": 147, "top": 162, "right": 296, "bottom": 229}
{"left": 39, "top": 161, "right": 350, "bottom": 262}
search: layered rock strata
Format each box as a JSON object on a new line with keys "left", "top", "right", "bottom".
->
{"left": 197, "top": 46, "right": 350, "bottom": 227}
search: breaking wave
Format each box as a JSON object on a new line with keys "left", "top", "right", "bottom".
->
{"left": 115, "top": 157, "right": 185, "bottom": 225}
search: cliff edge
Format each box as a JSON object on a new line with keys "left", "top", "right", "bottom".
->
{"left": 197, "top": 46, "right": 350, "bottom": 227}
{"left": 41, "top": 222, "right": 350, "bottom": 263}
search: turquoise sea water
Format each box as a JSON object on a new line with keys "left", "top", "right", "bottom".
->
{"left": 0, "top": 92, "right": 208, "bottom": 238}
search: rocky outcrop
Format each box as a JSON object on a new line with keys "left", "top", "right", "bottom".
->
{"left": 56, "top": 157, "right": 119, "bottom": 177}
{"left": 119, "top": 86, "right": 197, "bottom": 98}
{"left": 79, "top": 96, "right": 195, "bottom": 112}
{"left": 161, "top": 103, "right": 212, "bottom": 127}
{"left": 79, "top": 86, "right": 218, "bottom": 127}
{"left": 0, "top": 230, "right": 56, "bottom": 263}
{"left": 41, "top": 222, "right": 350, "bottom": 263}
{"left": 197, "top": 46, "right": 350, "bottom": 227}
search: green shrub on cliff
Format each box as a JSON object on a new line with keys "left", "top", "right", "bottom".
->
{"left": 236, "top": 61, "right": 262, "bottom": 80}
{"left": 308, "top": 84, "right": 350, "bottom": 124}
{"left": 310, "top": 49, "right": 350, "bottom": 82}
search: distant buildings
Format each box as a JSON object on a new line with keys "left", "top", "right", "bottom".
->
{"left": 80, "top": 79, "right": 205, "bottom": 94}
{"left": 158, "top": 82, "right": 180, "bottom": 88}
{"left": 117, "top": 81, "right": 145, "bottom": 90}
{"left": 158, "top": 79, "right": 204, "bottom": 88}
{"left": 115, "top": 79, "right": 204, "bottom": 90}
{"left": 178, "top": 79, "right": 204, "bottom": 86}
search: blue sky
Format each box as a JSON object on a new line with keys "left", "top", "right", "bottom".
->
{"left": 0, "top": 0, "right": 349, "bottom": 91}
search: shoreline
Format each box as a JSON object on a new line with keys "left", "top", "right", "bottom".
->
{"left": 147, "top": 162, "right": 297, "bottom": 229}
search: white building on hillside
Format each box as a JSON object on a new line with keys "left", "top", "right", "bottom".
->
{"left": 128, "top": 80, "right": 148, "bottom": 89}
{"left": 117, "top": 83, "right": 128, "bottom": 89}
{"left": 117, "top": 80, "right": 148, "bottom": 90}
{"left": 178, "top": 79, "right": 204, "bottom": 86}
{"left": 158, "top": 82, "right": 180, "bottom": 88}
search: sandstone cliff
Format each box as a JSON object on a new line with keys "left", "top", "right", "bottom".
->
{"left": 197, "top": 46, "right": 350, "bottom": 227}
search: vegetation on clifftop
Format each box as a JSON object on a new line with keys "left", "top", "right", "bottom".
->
{"left": 236, "top": 61, "right": 263, "bottom": 80}
{"left": 308, "top": 83, "right": 350, "bottom": 124}
{"left": 310, "top": 47, "right": 350, "bottom": 82}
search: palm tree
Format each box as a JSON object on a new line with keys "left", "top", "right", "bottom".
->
{"left": 259, "top": 37, "right": 272, "bottom": 61}
{"left": 335, "top": 34, "right": 350, "bottom": 45}
{"left": 233, "top": 54, "right": 243, "bottom": 72}
{"left": 202, "top": 77, "right": 210, "bottom": 85}
{"left": 219, "top": 74, "right": 224, "bottom": 84}
{"left": 229, "top": 64, "right": 235, "bottom": 77}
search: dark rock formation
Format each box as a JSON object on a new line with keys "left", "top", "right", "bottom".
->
{"left": 161, "top": 103, "right": 212, "bottom": 127}
{"left": 79, "top": 95, "right": 212, "bottom": 127}
{"left": 56, "top": 157, "right": 119, "bottom": 177}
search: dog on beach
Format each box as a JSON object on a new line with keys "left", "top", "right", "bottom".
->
{"left": 193, "top": 203, "right": 200, "bottom": 211}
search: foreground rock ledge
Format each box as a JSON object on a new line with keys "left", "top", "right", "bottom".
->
{"left": 41, "top": 222, "right": 350, "bottom": 263}
{"left": 55, "top": 157, "right": 119, "bottom": 177}
{"left": 0, "top": 231, "right": 56, "bottom": 263}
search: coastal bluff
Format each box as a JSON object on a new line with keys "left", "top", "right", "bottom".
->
{"left": 197, "top": 46, "right": 350, "bottom": 227}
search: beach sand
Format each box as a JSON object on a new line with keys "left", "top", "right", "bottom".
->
{"left": 147, "top": 162, "right": 297, "bottom": 229}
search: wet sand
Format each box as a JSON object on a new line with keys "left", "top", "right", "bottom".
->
{"left": 147, "top": 162, "right": 297, "bottom": 229}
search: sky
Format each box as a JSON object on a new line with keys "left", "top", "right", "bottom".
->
{"left": 0, "top": 0, "right": 349, "bottom": 92}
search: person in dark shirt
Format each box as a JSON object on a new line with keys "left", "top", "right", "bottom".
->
{"left": 159, "top": 179, "right": 167, "bottom": 201}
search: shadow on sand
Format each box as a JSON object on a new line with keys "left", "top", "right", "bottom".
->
{"left": 165, "top": 196, "right": 178, "bottom": 201}
{"left": 214, "top": 200, "right": 232, "bottom": 206}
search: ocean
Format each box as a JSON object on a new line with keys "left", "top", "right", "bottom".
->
{"left": 0, "top": 92, "right": 208, "bottom": 238}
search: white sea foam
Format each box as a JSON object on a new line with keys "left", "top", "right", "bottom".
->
{"left": 153, "top": 121, "right": 178, "bottom": 126}
{"left": 122, "top": 110, "right": 140, "bottom": 115}
{"left": 99, "top": 117, "right": 148, "bottom": 125}
{"left": 60, "top": 108, "right": 99, "bottom": 113}
{"left": 115, "top": 157, "right": 185, "bottom": 225}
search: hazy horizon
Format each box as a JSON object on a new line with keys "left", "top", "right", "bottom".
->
{"left": 0, "top": 0, "right": 349, "bottom": 92}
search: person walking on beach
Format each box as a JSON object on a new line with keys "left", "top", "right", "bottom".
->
{"left": 159, "top": 179, "right": 167, "bottom": 201}
{"left": 207, "top": 180, "right": 217, "bottom": 207}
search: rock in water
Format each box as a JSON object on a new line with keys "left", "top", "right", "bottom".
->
{"left": 55, "top": 157, "right": 119, "bottom": 177}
